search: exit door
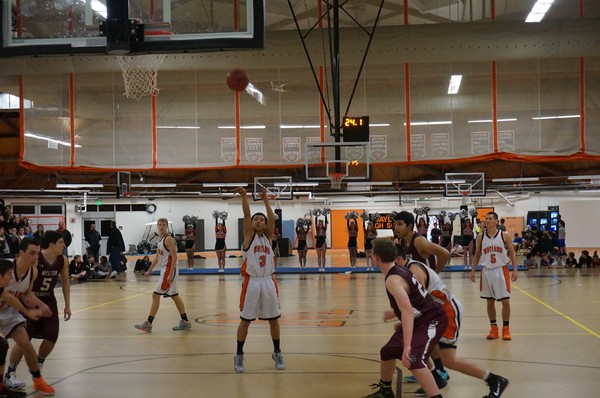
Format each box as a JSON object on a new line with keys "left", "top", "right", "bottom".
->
{"left": 82, "top": 218, "right": 114, "bottom": 259}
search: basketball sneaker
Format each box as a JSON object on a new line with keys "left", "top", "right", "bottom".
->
{"left": 502, "top": 326, "right": 512, "bottom": 340}
{"left": 0, "top": 385, "right": 26, "bottom": 398}
{"left": 134, "top": 320, "right": 152, "bottom": 333}
{"left": 486, "top": 324, "right": 499, "bottom": 339}
{"left": 233, "top": 354, "right": 245, "bottom": 373}
{"left": 32, "top": 376, "right": 55, "bottom": 396}
{"left": 4, "top": 372, "right": 25, "bottom": 390}
{"left": 172, "top": 320, "right": 192, "bottom": 331}
{"left": 272, "top": 352, "right": 286, "bottom": 370}
{"left": 405, "top": 369, "right": 449, "bottom": 384}
{"left": 362, "top": 381, "right": 395, "bottom": 398}
{"left": 485, "top": 373, "right": 509, "bottom": 398}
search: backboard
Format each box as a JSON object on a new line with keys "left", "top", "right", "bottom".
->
{"left": 1, "top": 0, "right": 264, "bottom": 56}
{"left": 253, "top": 176, "right": 293, "bottom": 201}
{"left": 444, "top": 172, "right": 486, "bottom": 197}
{"left": 305, "top": 142, "right": 371, "bottom": 182}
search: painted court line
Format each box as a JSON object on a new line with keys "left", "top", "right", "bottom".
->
{"left": 513, "top": 285, "right": 600, "bottom": 339}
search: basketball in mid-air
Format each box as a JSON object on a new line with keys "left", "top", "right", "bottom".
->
{"left": 226, "top": 68, "right": 250, "bottom": 92}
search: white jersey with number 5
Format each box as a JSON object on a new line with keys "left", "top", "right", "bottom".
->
{"left": 480, "top": 230, "right": 510, "bottom": 269}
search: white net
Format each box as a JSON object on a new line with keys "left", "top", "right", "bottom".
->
{"left": 116, "top": 54, "right": 166, "bottom": 100}
{"left": 329, "top": 173, "right": 345, "bottom": 190}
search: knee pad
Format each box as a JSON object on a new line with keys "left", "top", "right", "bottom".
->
{"left": 0, "top": 338, "right": 8, "bottom": 366}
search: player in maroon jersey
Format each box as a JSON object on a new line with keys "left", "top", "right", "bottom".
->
{"left": 394, "top": 211, "right": 450, "bottom": 274}
{"left": 6, "top": 231, "right": 71, "bottom": 390}
{"left": 362, "top": 238, "right": 447, "bottom": 398}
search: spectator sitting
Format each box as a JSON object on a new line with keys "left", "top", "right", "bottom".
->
{"left": 512, "top": 233, "right": 524, "bottom": 252}
{"left": 539, "top": 253, "right": 550, "bottom": 268}
{"left": 92, "top": 255, "right": 117, "bottom": 279}
{"left": 550, "top": 255, "right": 565, "bottom": 268}
{"left": 523, "top": 229, "right": 534, "bottom": 251}
{"left": 120, "top": 254, "right": 128, "bottom": 272}
{"left": 523, "top": 253, "right": 538, "bottom": 269}
{"left": 69, "top": 254, "right": 89, "bottom": 281}
{"left": 565, "top": 252, "right": 577, "bottom": 268}
{"left": 578, "top": 250, "right": 592, "bottom": 268}
{"left": 592, "top": 251, "right": 600, "bottom": 269}
{"left": 450, "top": 243, "right": 464, "bottom": 257}
{"left": 134, "top": 255, "right": 151, "bottom": 273}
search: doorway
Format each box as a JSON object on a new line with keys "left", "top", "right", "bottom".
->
{"left": 82, "top": 217, "right": 115, "bottom": 260}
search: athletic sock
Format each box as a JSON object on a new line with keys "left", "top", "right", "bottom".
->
{"left": 482, "top": 370, "right": 490, "bottom": 381}
{"left": 180, "top": 313, "right": 189, "bottom": 322}
{"left": 147, "top": 315, "right": 155, "bottom": 324}
{"left": 490, "top": 320, "right": 497, "bottom": 326}
{"left": 433, "top": 357, "right": 446, "bottom": 372}
{"left": 237, "top": 341, "right": 245, "bottom": 356}
{"left": 38, "top": 356, "right": 46, "bottom": 365}
{"left": 431, "top": 395, "right": 443, "bottom": 398}
{"left": 7, "top": 363, "right": 16, "bottom": 374}
{"left": 379, "top": 379, "right": 392, "bottom": 388}
{"left": 30, "top": 370, "right": 41, "bottom": 378}
{"left": 503, "top": 321, "right": 509, "bottom": 327}
{"left": 273, "top": 339, "right": 281, "bottom": 353}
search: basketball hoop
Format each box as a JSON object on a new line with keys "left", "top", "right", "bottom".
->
{"left": 461, "top": 190, "right": 469, "bottom": 205}
{"left": 116, "top": 54, "right": 166, "bottom": 100}
{"left": 329, "top": 173, "right": 345, "bottom": 190}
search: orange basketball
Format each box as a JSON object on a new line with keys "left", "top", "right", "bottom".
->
{"left": 226, "top": 68, "right": 250, "bottom": 92}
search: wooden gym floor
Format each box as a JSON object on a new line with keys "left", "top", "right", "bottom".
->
{"left": 12, "top": 250, "right": 600, "bottom": 397}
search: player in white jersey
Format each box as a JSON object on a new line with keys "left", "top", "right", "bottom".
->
{"left": 0, "top": 238, "right": 54, "bottom": 395}
{"left": 395, "top": 248, "right": 510, "bottom": 398}
{"left": 470, "top": 212, "right": 518, "bottom": 341}
{"left": 134, "top": 218, "right": 191, "bottom": 333}
{"left": 233, "top": 187, "right": 285, "bottom": 374}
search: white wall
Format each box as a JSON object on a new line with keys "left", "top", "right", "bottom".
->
{"left": 10, "top": 190, "right": 599, "bottom": 256}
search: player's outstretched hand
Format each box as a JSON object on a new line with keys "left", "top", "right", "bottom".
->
{"left": 234, "top": 187, "right": 247, "bottom": 196}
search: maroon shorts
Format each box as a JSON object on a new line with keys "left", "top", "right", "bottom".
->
{"left": 26, "top": 312, "right": 59, "bottom": 343}
{"left": 380, "top": 313, "right": 448, "bottom": 370}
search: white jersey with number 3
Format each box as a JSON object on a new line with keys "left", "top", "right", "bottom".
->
{"left": 242, "top": 233, "right": 275, "bottom": 278}
{"left": 480, "top": 230, "right": 510, "bottom": 269}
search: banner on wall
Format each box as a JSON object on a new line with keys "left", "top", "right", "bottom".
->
{"left": 411, "top": 134, "right": 426, "bottom": 159}
{"left": 431, "top": 133, "right": 450, "bottom": 158}
{"left": 370, "top": 135, "right": 387, "bottom": 160}
{"left": 498, "top": 130, "right": 515, "bottom": 152}
{"left": 221, "top": 137, "right": 236, "bottom": 163}
{"left": 282, "top": 137, "right": 301, "bottom": 162}
{"left": 471, "top": 131, "right": 490, "bottom": 155}
{"left": 373, "top": 213, "right": 394, "bottom": 229}
{"left": 306, "top": 136, "right": 321, "bottom": 162}
{"left": 245, "top": 138, "right": 263, "bottom": 162}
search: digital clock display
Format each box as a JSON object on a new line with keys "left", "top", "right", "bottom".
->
{"left": 343, "top": 116, "right": 369, "bottom": 142}
{"left": 343, "top": 117, "right": 367, "bottom": 127}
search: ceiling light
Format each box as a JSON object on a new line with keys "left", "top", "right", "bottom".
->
{"left": 532, "top": 114, "right": 580, "bottom": 120}
{"left": 404, "top": 121, "right": 452, "bottom": 126}
{"left": 492, "top": 177, "right": 539, "bottom": 182}
{"left": 420, "top": 180, "right": 466, "bottom": 184}
{"left": 346, "top": 182, "right": 393, "bottom": 186}
{"left": 274, "top": 182, "right": 319, "bottom": 187}
{"left": 156, "top": 126, "right": 200, "bottom": 129}
{"left": 25, "top": 132, "right": 81, "bottom": 148}
{"left": 56, "top": 184, "right": 104, "bottom": 188}
{"left": 567, "top": 175, "right": 600, "bottom": 180}
{"left": 369, "top": 123, "right": 390, "bottom": 127}
{"left": 447, "top": 75, "right": 462, "bottom": 95}
{"left": 218, "top": 125, "right": 266, "bottom": 129}
{"left": 468, "top": 118, "right": 517, "bottom": 123}
{"left": 131, "top": 183, "right": 176, "bottom": 188}
{"left": 525, "top": 0, "right": 555, "bottom": 23}
{"left": 202, "top": 183, "right": 248, "bottom": 187}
